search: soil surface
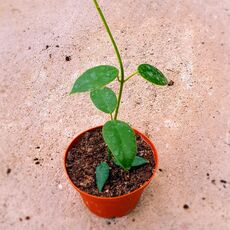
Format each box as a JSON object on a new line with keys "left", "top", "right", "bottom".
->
{"left": 66, "top": 127, "right": 155, "bottom": 197}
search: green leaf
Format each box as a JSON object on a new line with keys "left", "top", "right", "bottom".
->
{"left": 113, "top": 156, "right": 148, "bottom": 167}
{"left": 96, "top": 162, "right": 110, "bottom": 193}
{"left": 70, "top": 65, "right": 119, "bottom": 93}
{"left": 137, "top": 64, "right": 168, "bottom": 86}
{"left": 131, "top": 156, "right": 149, "bottom": 167}
{"left": 113, "top": 158, "right": 122, "bottom": 167}
{"left": 90, "top": 87, "right": 117, "bottom": 113}
{"left": 102, "top": 120, "right": 137, "bottom": 170}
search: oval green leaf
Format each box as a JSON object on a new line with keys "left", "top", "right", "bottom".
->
{"left": 90, "top": 87, "right": 117, "bottom": 114}
{"left": 102, "top": 120, "right": 137, "bottom": 170}
{"left": 138, "top": 64, "right": 168, "bottom": 86}
{"left": 70, "top": 65, "right": 119, "bottom": 93}
{"left": 96, "top": 162, "right": 110, "bottom": 193}
{"left": 131, "top": 156, "right": 149, "bottom": 167}
{"left": 113, "top": 158, "right": 122, "bottom": 167}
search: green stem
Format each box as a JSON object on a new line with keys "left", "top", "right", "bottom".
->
{"left": 110, "top": 113, "right": 113, "bottom": 120}
{"left": 114, "top": 80, "right": 124, "bottom": 119}
{"left": 124, "top": 71, "right": 138, "bottom": 82}
{"left": 107, "top": 148, "right": 112, "bottom": 160}
{"left": 93, "top": 0, "right": 124, "bottom": 120}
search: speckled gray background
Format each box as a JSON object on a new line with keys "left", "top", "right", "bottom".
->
{"left": 0, "top": 0, "right": 229, "bottom": 229}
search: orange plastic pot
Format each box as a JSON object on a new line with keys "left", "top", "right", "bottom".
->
{"left": 64, "top": 125, "right": 158, "bottom": 218}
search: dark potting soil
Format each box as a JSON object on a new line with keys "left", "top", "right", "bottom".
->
{"left": 66, "top": 127, "right": 155, "bottom": 197}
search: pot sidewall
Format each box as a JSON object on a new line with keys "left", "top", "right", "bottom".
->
{"left": 64, "top": 126, "right": 159, "bottom": 218}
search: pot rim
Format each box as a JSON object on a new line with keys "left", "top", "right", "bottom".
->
{"left": 64, "top": 125, "right": 159, "bottom": 200}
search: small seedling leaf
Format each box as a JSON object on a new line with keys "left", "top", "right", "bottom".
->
{"left": 131, "top": 156, "right": 149, "bottom": 167}
{"left": 113, "top": 156, "right": 148, "bottom": 167}
{"left": 102, "top": 120, "right": 137, "bottom": 170}
{"left": 137, "top": 64, "right": 168, "bottom": 86}
{"left": 70, "top": 65, "right": 118, "bottom": 93}
{"left": 90, "top": 87, "right": 117, "bottom": 113}
{"left": 96, "top": 162, "right": 110, "bottom": 193}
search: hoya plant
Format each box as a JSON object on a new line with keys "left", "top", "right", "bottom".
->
{"left": 70, "top": 0, "right": 168, "bottom": 192}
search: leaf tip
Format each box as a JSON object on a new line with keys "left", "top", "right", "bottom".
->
{"left": 69, "top": 90, "right": 74, "bottom": 95}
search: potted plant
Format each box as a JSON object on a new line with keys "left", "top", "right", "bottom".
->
{"left": 64, "top": 0, "right": 168, "bottom": 218}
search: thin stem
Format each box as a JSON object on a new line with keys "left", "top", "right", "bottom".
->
{"left": 124, "top": 71, "right": 138, "bottom": 82}
{"left": 93, "top": 0, "right": 124, "bottom": 120}
{"left": 110, "top": 113, "right": 113, "bottom": 120}
{"left": 114, "top": 80, "right": 124, "bottom": 119}
{"left": 107, "top": 148, "right": 112, "bottom": 160}
{"left": 92, "top": 0, "right": 124, "bottom": 80}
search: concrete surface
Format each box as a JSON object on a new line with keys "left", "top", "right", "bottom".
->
{"left": 0, "top": 0, "right": 229, "bottom": 229}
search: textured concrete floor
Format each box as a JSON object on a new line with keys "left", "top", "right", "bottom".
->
{"left": 0, "top": 0, "right": 230, "bottom": 229}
